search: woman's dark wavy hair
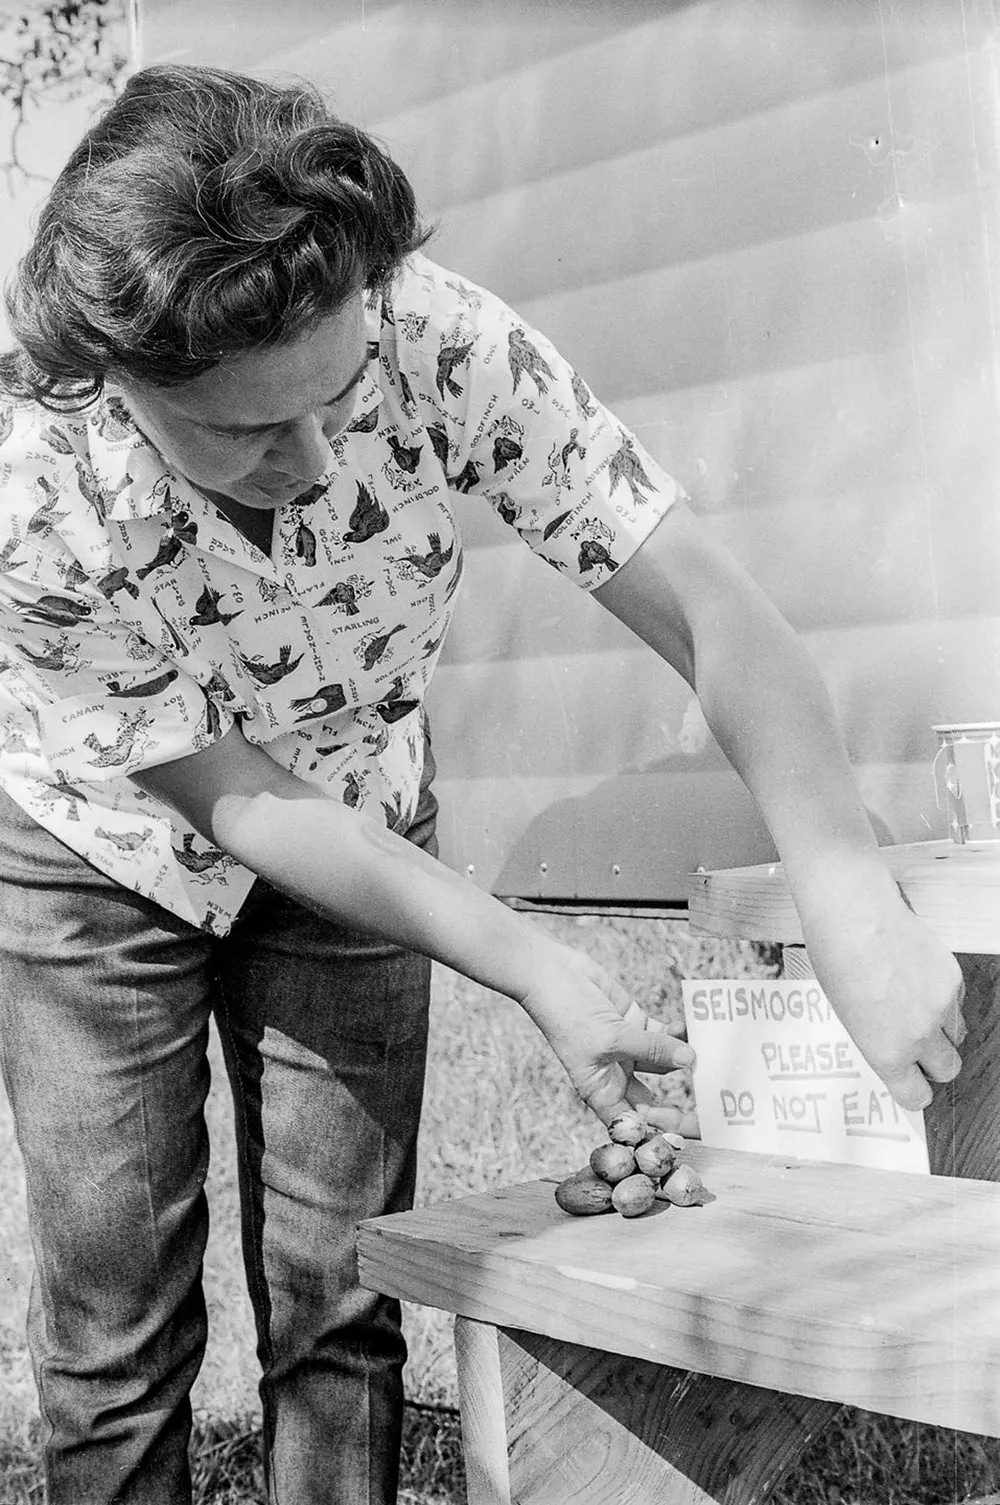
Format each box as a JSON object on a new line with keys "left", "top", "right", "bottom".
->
{"left": 0, "top": 64, "right": 433, "bottom": 412}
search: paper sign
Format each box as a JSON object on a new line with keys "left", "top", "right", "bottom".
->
{"left": 681, "top": 979, "right": 929, "bottom": 1173}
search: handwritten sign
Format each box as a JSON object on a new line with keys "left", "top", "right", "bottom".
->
{"left": 681, "top": 979, "right": 929, "bottom": 1173}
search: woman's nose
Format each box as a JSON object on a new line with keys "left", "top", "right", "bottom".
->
{"left": 268, "top": 414, "right": 328, "bottom": 478}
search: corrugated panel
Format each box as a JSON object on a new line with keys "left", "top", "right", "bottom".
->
{"left": 138, "top": 0, "right": 1000, "bottom": 901}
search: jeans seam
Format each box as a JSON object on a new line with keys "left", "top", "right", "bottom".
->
{"left": 215, "top": 986, "right": 278, "bottom": 1493}
{"left": 132, "top": 986, "right": 167, "bottom": 1285}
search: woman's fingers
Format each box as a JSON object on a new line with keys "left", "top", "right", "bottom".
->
{"left": 618, "top": 1006, "right": 696, "bottom": 1074}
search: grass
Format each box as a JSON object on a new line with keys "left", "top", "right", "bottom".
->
{"left": 2, "top": 913, "right": 999, "bottom": 1503}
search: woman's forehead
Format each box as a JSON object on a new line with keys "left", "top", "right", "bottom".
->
{"left": 143, "top": 297, "right": 367, "bottom": 428}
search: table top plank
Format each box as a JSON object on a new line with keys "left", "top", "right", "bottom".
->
{"left": 357, "top": 1145, "right": 1000, "bottom": 1437}
{"left": 687, "top": 840, "right": 1000, "bottom": 952}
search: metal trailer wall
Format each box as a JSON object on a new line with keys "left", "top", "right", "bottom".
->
{"left": 138, "top": 0, "right": 1000, "bottom": 905}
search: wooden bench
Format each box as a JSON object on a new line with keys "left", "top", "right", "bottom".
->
{"left": 357, "top": 840, "right": 1000, "bottom": 1503}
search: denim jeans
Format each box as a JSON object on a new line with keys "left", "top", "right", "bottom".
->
{"left": 0, "top": 750, "right": 437, "bottom": 1505}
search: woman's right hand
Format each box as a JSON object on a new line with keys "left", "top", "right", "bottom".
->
{"left": 515, "top": 941, "right": 699, "bottom": 1135}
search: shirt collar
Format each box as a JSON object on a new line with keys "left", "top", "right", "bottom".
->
{"left": 92, "top": 342, "right": 385, "bottom": 527}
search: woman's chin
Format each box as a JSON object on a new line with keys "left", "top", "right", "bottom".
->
{"left": 250, "top": 475, "right": 322, "bottom": 506}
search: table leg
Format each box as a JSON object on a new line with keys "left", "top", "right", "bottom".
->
{"left": 454, "top": 1317, "right": 841, "bottom": 1505}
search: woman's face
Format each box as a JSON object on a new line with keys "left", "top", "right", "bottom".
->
{"left": 118, "top": 295, "right": 370, "bottom": 511}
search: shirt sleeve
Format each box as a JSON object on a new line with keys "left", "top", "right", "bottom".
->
{"left": 0, "top": 534, "right": 233, "bottom": 786}
{"left": 398, "top": 260, "right": 684, "bottom": 589}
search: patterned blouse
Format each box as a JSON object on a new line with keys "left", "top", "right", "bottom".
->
{"left": 0, "top": 254, "right": 679, "bottom": 933}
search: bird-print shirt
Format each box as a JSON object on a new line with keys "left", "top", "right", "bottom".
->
{"left": 0, "top": 254, "right": 680, "bottom": 933}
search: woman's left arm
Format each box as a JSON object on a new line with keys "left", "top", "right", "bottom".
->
{"left": 594, "top": 500, "right": 966, "bottom": 1111}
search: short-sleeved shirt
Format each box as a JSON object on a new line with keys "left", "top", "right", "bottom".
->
{"left": 0, "top": 254, "right": 680, "bottom": 933}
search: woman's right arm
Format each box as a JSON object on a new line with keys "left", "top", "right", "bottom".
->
{"left": 134, "top": 725, "right": 695, "bottom": 1129}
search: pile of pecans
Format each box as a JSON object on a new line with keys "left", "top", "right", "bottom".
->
{"left": 554, "top": 1109, "right": 714, "bottom": 1219}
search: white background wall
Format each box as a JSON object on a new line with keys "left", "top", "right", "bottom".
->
{"left": 18, "top": 0, "right": 1000, "bottom": 902}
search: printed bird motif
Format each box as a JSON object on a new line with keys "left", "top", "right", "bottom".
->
{"left": 160, "top": 618, "right": 189, "bottom": 656}
{"left": 316, "top": 580, "right": 359, "bottom": 615}
{"left": 106, "top": 668, "right": 179, "bottom": 698}
{"left": 449, "top": 459, "right": 480, "bottom": 494}
{"left": 40, "top": 424, "right": 75, "bottom": 455}
{"left": 364, "top": 723, "right": 390, "bottom": 756}
{"left": 444, "top": 278, "right": 483, "bottom": 310}
{"left": 435, "top": 337, "right": 473, "bottom": 401}
{"left": 496, "top": 497, "right": 518, "bottom": 527}
{"left": 607, "top": 434, "right": 654, "bottom": 504}
{"left": 307, "top": 741, "right": 348, "bottom": 771}
{"left": 15, "top": 594, "right": 93, "bottom": 627}
{"left": 346, "top": 406, "right": 380, "bottom": 435}
{"left": 83, "top": 712, "right": 150, "bottom": 768}
{"left": 391, "top": 532, "right": 454, "bottom": 579}
{"left": 19, "top": 639, "right": 75, "bottom": 672}
{"left": 561, "top": 428, "right": 586, "bottom": 468}
{"left": 387, "top": 435, "right": 422, "bottom": 473}
{"left": 97, "top": 565, "right": 140, "bottom": 602}
{"left": 343, "top": 480, "right": 389, "bottom": 543}
{"left": 290, "top": 682, "right": 347, "bottom": 724}
{"left": 239, "top": 644, "right": 303, "bottom": 686}
{"left": 134, "top": 501, "right": 197, "bottom": 579}
{"left": 374, "top": 676, "right": 418, "bottom": 724}
{"left": 342, "top": 770, "right": 361, "bottom": 808}
{"left": 493, "top": 435, "right": 523, "bottom": 471}
{"left": 95, "top": 826, "right": 150, "bottom": 852}
{"left": 376, "top": 697, "right": 418, "bottom": 725}
{"left": 543, "top": 510, "right": 572, "bottom": 541}
{"left": 60, "top": 560, "right": 89, "bottom": 591}
{"left": 578, "top": 538, "right": 620, "bottom": 574}
{"left": 295, "top": 519, "right": 317, "bottom": 566}
{"left": 361, "top": 623, "right": 405, "bottom": 670}
{"left": 170, "top": 505, "right": 199, "bottom": 546}
{"left": 74, "top": 459, "right": 113, "bottom": 522}
{"left": 381, "top": 791, "right": 405, "bottom": 830}
{"left": 397, "top": 369, "right": 416, "bottom": 410}
{"left": 136, "top": 530, "right": 184, "bottom": 580}
{"left": 426, "top": 423, "right": 450, "bottom": 470}
{"left": 27, "top": 485, "right": 69, "bottom": 535}
{"left": 49, "top": 778, "right": 88, "bottom": 820}
{"left": 97, "top": 398, "right": 134, "bottom": 442}
{"left": 204, "top": 669, "right": 237, "bottom": 703}
{"left": 188, "top": 585, "right": 242, "bottom": 628}
{"left": 508, "top": 328, "right": 554, "bottom": 396}
{"left": 174, "top": 831, "right": 227, "bottom": 873}
{"left": 442, "top": 550, "right": 465, "bottom": 603}
{"left": 0, "top": 537, "right": 24, "bottom": 570}
{"left": 288, "top": 481, "right": 328, "bottom": 508}
{"left": 422, "top": 626, "right": 447, "bottom": 657}
{"left": 571, "top": 370, "right": 597, "bottom": 417}
{"left": 202, "top": 699, "right": 223, "bottom": 740}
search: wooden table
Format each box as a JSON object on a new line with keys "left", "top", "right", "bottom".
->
{"left": 359, "top": 839, "right": 1000, "bottom": 1503}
